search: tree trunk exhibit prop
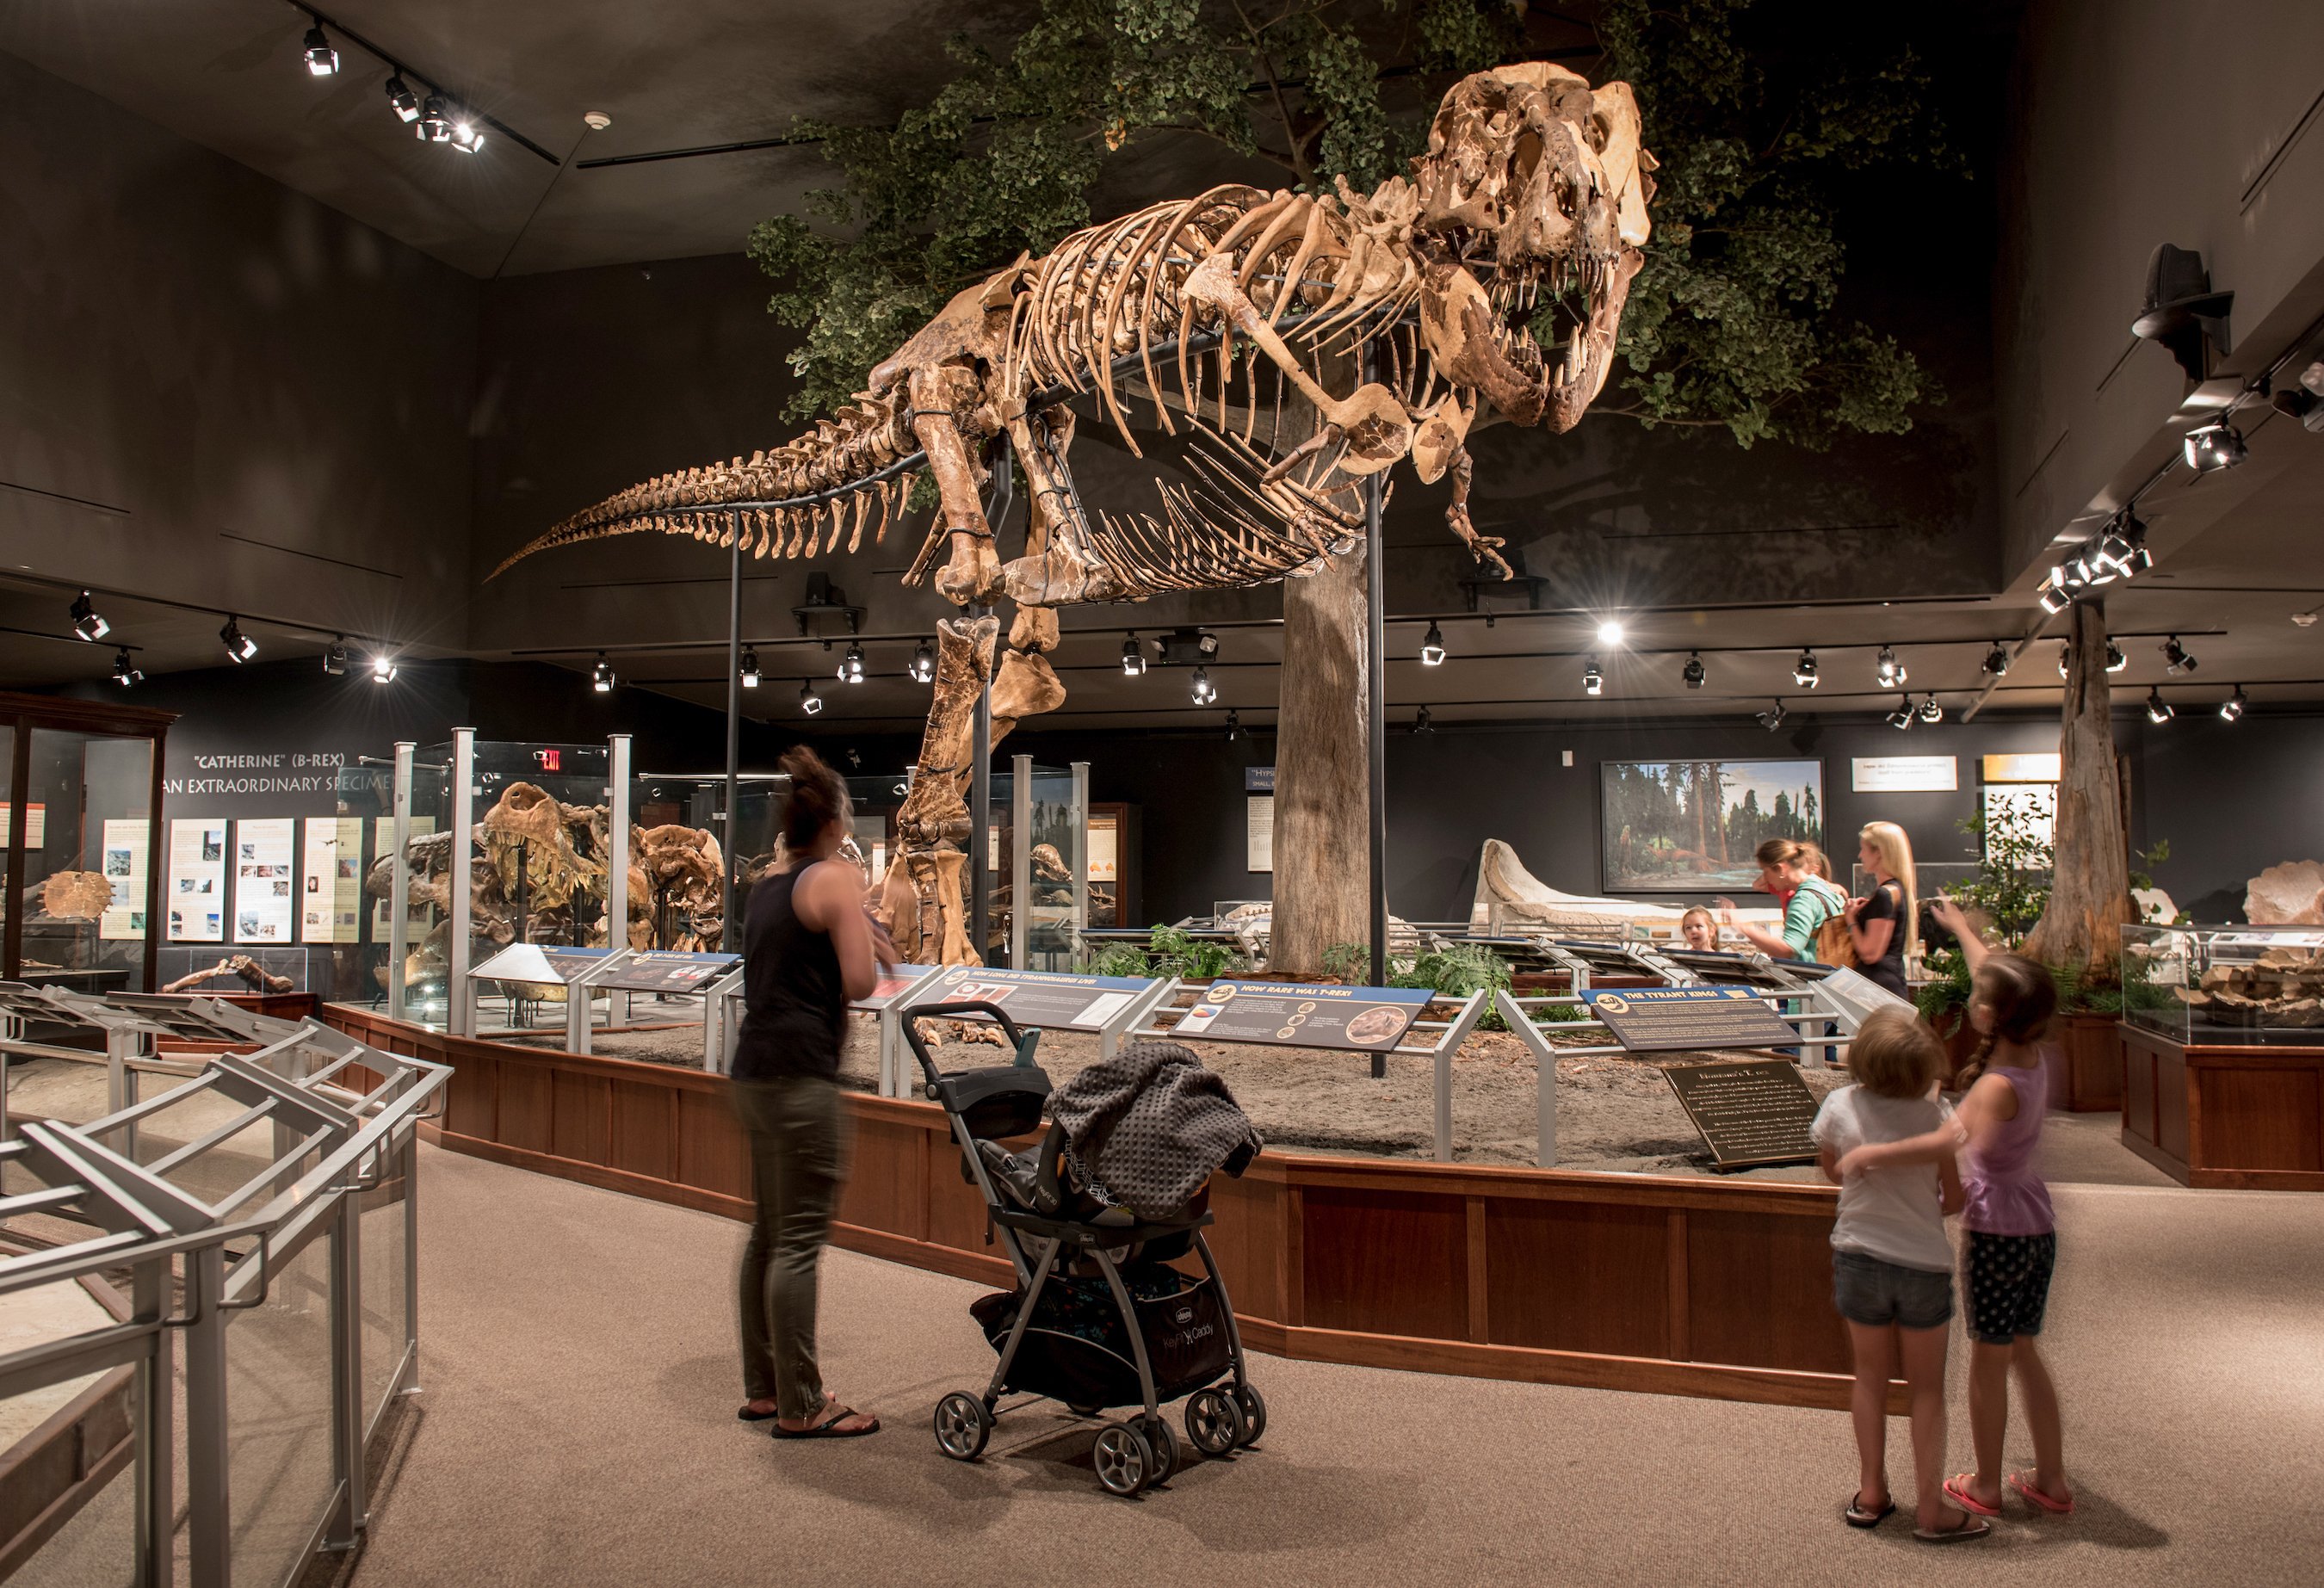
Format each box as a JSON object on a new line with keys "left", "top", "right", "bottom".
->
{"left": 2025, "top": 600, "right": 2132, "bottom": 986}
{"left": 1271, "top": 540, "right": 1373, "bottom": 973}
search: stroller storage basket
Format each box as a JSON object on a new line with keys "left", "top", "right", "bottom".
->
{"left": 970, "top": 1267, "right": 1233, "bottom": 1410}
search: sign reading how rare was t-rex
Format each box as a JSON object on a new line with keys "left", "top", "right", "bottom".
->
{"left": 494, "top": 62, "right": 1655, "bottom": 969}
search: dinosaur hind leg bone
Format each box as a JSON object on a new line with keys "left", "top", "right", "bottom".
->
{"left": 893, "top": 614, "right": 998, "bottom": 965}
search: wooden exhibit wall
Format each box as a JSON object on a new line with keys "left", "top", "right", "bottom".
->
{"left": 2121, "top": 1026, "right": 2324, "bottom": 1191}
{"left": 321, "top": 1007, "right": 1901, "bottom": 1412}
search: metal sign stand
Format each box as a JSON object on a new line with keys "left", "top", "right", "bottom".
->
{"left": 448, "top": 728, "right": 476, "bottom": 1039}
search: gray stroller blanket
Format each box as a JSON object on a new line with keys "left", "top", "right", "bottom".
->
{"left": 1047, "top": 1041, "right": 1263, "bottom": 1220}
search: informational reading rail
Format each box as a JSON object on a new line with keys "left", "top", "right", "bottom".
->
{"left": 1172, "top": 980, "right": 1435, "bottom": 1051}
{"left": 1581, "top": 985, "right": 1800, "bottom": 1053}
{"left": 1661, "top": 1060, "right": 1821, "bottom": 1171}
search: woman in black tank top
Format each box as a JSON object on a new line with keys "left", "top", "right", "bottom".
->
{"left": 732, "top": 746, "right": 895, "bottom": 1439}
{"left": 1845, "top": 821, "right": 1918, "bottom": 999}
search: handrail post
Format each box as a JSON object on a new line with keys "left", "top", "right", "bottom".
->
{"left": 182, "top": 1244, "right": 230, "bottom": 1588}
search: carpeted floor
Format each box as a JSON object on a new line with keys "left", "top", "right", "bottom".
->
{"left": 344, "top": 1144, "right": 2324, "bottom": 1588}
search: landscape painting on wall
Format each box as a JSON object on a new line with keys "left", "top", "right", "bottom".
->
{"left": 1601, "top": 759, "right": 1825, "bottom": 892}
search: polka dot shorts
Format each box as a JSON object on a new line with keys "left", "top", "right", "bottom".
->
{"left": 1965, "top": 1230, "right": 2055, "bottom": 1344}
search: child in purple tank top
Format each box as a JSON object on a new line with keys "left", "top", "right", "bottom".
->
{"left": 1839, "top": 904, "right": 2077, "bottom": 1523}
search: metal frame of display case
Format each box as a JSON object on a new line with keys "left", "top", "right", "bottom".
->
{"left": 0, "top": 691, "right": 176, "bottom": 993}
{"left": 0, "top": 1000, "right": 448, "bottom": 1587}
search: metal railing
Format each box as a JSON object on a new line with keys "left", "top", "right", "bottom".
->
{"left": 0, "top": 992, "right": 448, "bottom": 1588}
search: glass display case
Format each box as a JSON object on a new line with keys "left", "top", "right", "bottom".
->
{"left": 2122, "top": 921, "right": 2324, "bottom": 1048}
{"left": 1, "top": 692, "right": 175, "bottom": 992}
{"left": 631, "top": 771, "right": 787, "bottom": 948}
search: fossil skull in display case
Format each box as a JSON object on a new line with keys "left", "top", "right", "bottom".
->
{"left": 494, "top": 63, "right": 1653, "bottom": 969}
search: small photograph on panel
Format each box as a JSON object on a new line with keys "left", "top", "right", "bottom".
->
{"left": 202, "top": 836, "right": 222, "bottom": 862}
{"left": 106, "top": 848, "right": 133, "bottom": 877}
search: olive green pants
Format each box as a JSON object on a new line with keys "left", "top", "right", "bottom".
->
{"left": 733, "top": 1075, "right": 848, "bottom": 1418}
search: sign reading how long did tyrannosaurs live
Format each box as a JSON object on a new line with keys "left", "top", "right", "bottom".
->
{"left": 1171, "top": 980, "right": 1435, "bottom": 1051}
{"left": 1582, "top": 985, "right": 1800, "bottom": 1053}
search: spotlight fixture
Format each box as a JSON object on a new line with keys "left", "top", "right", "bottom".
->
{"left": 111, "top": 648, "right": 141, "bottom": 688}
{"left": 1682, "top": 652, "right": 1707, "bottom": 690}
{"left": 1583, "top": 659, "right": 1603, "bottom": 697}
{"left": 1875, "top": 646, "right": 1906, "bottom": 689}
{"left": 371, "top": 654, "right": 398, "bottom": 683}
{"left": 2105, "top": 640, "right": 2126, "bottom": 673}
{"left": 1413, "top": 705, "right": 1436, "bottom": 734}
{"left": 590, "top": 654, "right": 615, "bottom": 693}
{"left": 1792, "top": 649, "right": 1819, "bottom": 689}
{"left": 909, "top": 640, "right": 937, "bottom": 683}
{"left": 1886, "top": 696, "right": 1914, "bottom": 731}
{"left": 740, "top": 646, "right": 761, "bottom": 688}
{"left": 1120, "top": 634, "right": 1147, "bottom": 677}
{"left": 416, "top": 96, "right": 452, "bottom": 142}
{"left": 1595, "top": 619, "right": 1625, "bottom": 646}
{"left": 1919, "top": 695, "right": 1944, "bottom": 724}
{"left": 1190, "top": 665, "right": 1217, "bottom": 706}
{"left": 322, "top": 639, "right": 348, "bottom": 675}
{"left": 1195, "top": 631, "right": 1221, "bottom": 659}
{"left": 1756, "top": 701, "right": 1786, "bottom": 732}
{"left": 2146, "top": 687, "right": 2173, "bottom": 724}
{"left": 1419, "top": 622, "right": 1447, "bottom": 666}
{"left": 384, "top": 75, "right": 421, "bottom": 123}
{"left": 449, "top": 120, "right": 485, "bottom": 154}
{"left": 2161, "top": 635, "right": 2197, "bottom": 674}
{"left": 838, "top": 642, "right": 866, "bottom": 683}
{"left": 219, "top": 616, "right": 256, "bottom": 663}
{"left": 301, "top": 22, "right": 338, "bottom": 75}
{"left": 799, "top": 677, "right": 824, "bottom": 715}
{"left": 1981, "top": 642, "right": 2011, "bottom": 678}
{"left": 2038, "top": 583, "right": 2073, "bottom": 615}
{"left": 2184, "top": 416, "right": 2247, "bottom": 473}
{"left": 69, "top": 590, "right": 108, "bottom": 641}
{"left": 2221, "top": 684, "right": 2247, "bottom": 721}
{"left": 1225, "top": 708, "right": 1242, "bottom": 741}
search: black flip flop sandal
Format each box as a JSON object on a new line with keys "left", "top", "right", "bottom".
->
{"left": 1914, "top": 1515, "right": 1992, "bottom": 1544}
{"left": 1846, "top": 1494, "right": 1897, "bottom": 1528}
{"left": 771, "top": 1409, "right": 881, "bottom": 1439}
{"left": 737, "top": 1405, "right": 782, "bottom": 1423}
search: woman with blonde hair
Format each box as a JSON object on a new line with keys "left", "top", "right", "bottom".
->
{"left": 1846, "top": 822, "right": 1918, "bottom": 997}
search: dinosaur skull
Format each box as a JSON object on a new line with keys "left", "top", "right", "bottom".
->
{"left": 1412, "top": 64, "right": 1654, "bottom": 431}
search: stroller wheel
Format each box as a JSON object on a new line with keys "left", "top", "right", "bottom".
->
{"left": 932, "top": 1393, "right": 991, "bottom": 1461}
{"left": 1091, "top": 1423, "right": 1156, "bottom": 1496}
{"left": 1184, "top": 1389, "right": 1245, "bottom": 1457}
{"left": 1141, "top": 1412, "right": 1179, "bottom": 1481}
{"left": 1231, "top": 1384, "right": 1267, "bottom": 1447}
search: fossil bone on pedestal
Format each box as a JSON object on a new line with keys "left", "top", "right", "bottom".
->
{"left": 2245, "top": 861, "right": 2324, "bottom": 926}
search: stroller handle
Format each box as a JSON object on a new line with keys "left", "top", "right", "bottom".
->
{"left": 899, "top": 1000, "right": 1027, "bottom": 1087}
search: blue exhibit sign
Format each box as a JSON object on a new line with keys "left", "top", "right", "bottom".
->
{"left": 1244, "top": 767, "right": 1276, "bottom": 792}
{"left": 1581, "top": 985, "right": 1799, "bottom": 1053}
{"left": 1173, "top": 979, "right": 1433, "bottom": 1050}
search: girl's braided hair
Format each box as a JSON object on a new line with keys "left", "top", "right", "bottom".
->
{"left": 1957, "top": 952, "right": 2058, "bottom": 1088}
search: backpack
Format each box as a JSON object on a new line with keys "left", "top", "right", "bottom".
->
{"left": 1798, "top": 878, "right": 1856, "bottom": 967}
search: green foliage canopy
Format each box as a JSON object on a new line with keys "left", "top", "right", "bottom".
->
{"left": 748, "top": 0, "right": 1962, "bottom": 448}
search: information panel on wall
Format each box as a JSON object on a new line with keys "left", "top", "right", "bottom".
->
{"left": 99, "top": 819, "right": 149, "bottom": 942}
{"left": 300, "top": 817, "right": 365, "bottom": 944}
{"left": 234, "top": 818, "right": 297, "bottom": 945}
{"left": 1850, "top": 756, "right": 1956, "bottom": 793}
{"left": 166, "top": 819, "right": 227, "bottom": 942}
{"left": 0, "top": 803, "right": 47, "bottom": 847}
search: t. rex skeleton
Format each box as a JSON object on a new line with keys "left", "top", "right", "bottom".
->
{"left": 495, "top": 63, "right": 1654, "bottom": 967}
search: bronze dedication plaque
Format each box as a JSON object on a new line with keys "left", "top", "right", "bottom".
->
{"left": 1662, "top": 1059, "right": 1821, "bottom": 1171}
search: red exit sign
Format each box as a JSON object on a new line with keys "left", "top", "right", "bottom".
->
{"left": 535, "top": 749, "right": 561, "bottom": 772}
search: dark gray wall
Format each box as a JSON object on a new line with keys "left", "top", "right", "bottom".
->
{"left": 0, "top": 49, "right": 479, "bottom": 639}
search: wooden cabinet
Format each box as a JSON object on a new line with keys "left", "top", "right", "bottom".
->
{"left": 2121, "top": 1024, "right": 2324, "bottom": 1190}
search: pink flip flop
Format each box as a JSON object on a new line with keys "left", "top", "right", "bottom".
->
{"left": 2008, "top": 1472, "right": 2075, "bottom": 1515}
{"left": 1944, "top": 1474, "right": 2003, "bottom": 1517}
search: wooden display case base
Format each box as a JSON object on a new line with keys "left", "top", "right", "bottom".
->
{"left": 2121, "top": 1023, "right": 2324, "bottom": 1191}
{"left": 325, "top": 1006, "right": 1911, "bottom": 1413}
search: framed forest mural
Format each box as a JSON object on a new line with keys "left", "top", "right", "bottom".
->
{"left": 1600, "top": 760, "right": 1825, "bottom": 893}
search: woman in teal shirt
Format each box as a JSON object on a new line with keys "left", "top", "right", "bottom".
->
{"left": 1716, "top": 838, "right": 1849, "bottom": 962}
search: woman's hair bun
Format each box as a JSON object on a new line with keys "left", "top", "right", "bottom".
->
{"left": 778, "top": 745, "right": 850, "bottom": 848}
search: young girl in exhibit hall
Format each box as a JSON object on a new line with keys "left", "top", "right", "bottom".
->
{"left": 1714, "top": 839, "right": 1847, "bottom": 961}
{"left": 1845, "top": 822, "right": 1919, "bottom": 998}
{"left": 1678, "top": 905, "right": 1720, "bottom": 951}
{"left": 1813, "top": 1009, "right": 1984, "bottom": 1542}
{"left": 731, "top": 745, "right": 898, "bottom": 1439}
{"left": 1839, "top": 902, "right": 2075, "bottom": 1523}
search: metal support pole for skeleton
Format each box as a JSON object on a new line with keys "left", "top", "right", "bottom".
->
{"left": 1069, "top": 761, "right": 1090, "bottom": 952}
{"left": 389, "top": 741, "right": 413, "bottom": 1023}
{"left": 1010, "top": 753, "right": 1032, "bottom": 968}
{"left": 721, "top": 508, "right": 742, "bottom": 955}
{"left": 1362, "top": 336, "right": 1389, "bottom": 1077}
{"left": 448, "top": 728, "right": 475, "bottom": 1038}
{"left": 968, "top": 437, "right": 1013, "bottom": 967}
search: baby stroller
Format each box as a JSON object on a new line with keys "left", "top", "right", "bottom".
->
{"left": 905, "top": 1001, "right": 1265, "bottom": 1496}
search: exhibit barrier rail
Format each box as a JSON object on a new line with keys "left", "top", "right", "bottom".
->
{"left": 0, "top": 994, "right": 448, "bottom": 1588}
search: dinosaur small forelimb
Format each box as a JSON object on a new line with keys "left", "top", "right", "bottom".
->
{"left": 908, "top": 368, "right": 1004, "bottom": 608}
{"left": 1443, "top": 445, "right": 1511, "bottom": 579}
{"left": 1260, "top": 423, "right": 1344, "bottom": 485}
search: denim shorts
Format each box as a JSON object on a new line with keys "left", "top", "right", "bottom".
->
{"left": 1832, "top": 1249, "right": 1955, "bottom": 1330}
